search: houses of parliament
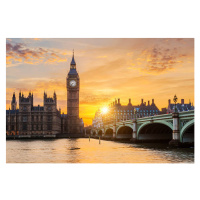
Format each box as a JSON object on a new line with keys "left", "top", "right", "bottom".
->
{"left": 6, "top": 52, "right": 84, "bottom": 137}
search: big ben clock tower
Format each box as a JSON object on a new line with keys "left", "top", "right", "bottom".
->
{"left": 66, "top": 51, "right": 82, "bottom": 135}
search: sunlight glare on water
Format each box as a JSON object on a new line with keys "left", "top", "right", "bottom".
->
{"left": 6, "top": 138, "right": 194, "bottom": 163}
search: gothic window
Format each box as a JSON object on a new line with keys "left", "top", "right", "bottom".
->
{"left": 22, "top": 124, "right": 27, "bottom": 131}
{"left": 23, "top": 106, "right": 27, "bottom": 111}
{"left": 48, "top": 115, "right": 52, "bottom": 122}
{"left": 22, "top": 116, "right": 27, "bottom": 122}
{"left": 47, "top": 124, "right": 52, "bottom": 130}
{"left": 11, "top": 116, "right": 15, "bottom": 122}
{"left": 11, "top": 125, "right": 14, "bottom": 130}
{"left": 48, "top": 106, "right": 52, "bottom": 111}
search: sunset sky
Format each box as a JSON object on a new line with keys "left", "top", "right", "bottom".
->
{"left": 6, "top": 38, "right": 194, "bottom": 125}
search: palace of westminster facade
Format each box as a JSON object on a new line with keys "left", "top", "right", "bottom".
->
{"left": 6, "top": 53, "right": 84, "bottom": 137}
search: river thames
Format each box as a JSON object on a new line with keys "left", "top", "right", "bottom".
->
{"left": 6, "top": 138, "right": 194, "bottom": 163}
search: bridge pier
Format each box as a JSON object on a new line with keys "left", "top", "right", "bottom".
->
{"left": 102, "top": 129, "right": 105, "bottom": 137}
{"left": 90, "top": 129, "right": 93, "bottom": 137}
{"left": 130, "top": 120, "right": 137, "bottom": 142}
{"left": 169, "top": 113, "right": 181, "bottom": 147}
{"left": 84, "top": 129, "right": 86, "bottom": 137}
{"left": 113, "top": 124, "right": 116, "bottom": 140}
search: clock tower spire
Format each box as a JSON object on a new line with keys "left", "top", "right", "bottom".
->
{"left": 66, "top": 50, "right": 82, "bottom": 135}
{"left": 70, "top": 49, "right": 76, "bottom": 68}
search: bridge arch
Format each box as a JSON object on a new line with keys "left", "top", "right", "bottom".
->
{"left": 116, "top": 124, "right": 133, "bottom": 134}
{"left": 116, "top": 125, "right": 133, "bottom": 139}
{"left": 105, "top": 128, "right": 113, "bottom": 137}
{"left": 85, "top": 129, "right": 91, "bottom": 135}
{"left": 137, "top": 122, "right": 173, "bottom": 141}
{"left": 180, "top": 119, "right": 194, "bottom": 143}
{"left": 92, "top": 130, "right": 97, "bottom": 136}
{"left": 137, "top": 121, "right": 173, "bottom": 136}
{"left": 97, "top": 130, "right": 103, "bottom": 136}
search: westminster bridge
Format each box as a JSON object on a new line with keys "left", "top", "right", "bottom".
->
{"left": 86, "top": 110, "right": 194, "bottom": 146}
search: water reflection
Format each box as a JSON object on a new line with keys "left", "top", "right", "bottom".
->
{"left": 6, "top": 138, "right": 194, "bottom": 163}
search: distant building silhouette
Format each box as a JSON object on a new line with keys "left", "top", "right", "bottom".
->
{"left": 93, "top": 98, "right": 160, "bottom": 127}
{"left": 167, "top": 99, "right": 194, "bottom": 113}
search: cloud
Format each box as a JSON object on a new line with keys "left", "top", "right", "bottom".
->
{"left": 6, "top": 42, "right": 67, "bottom": 66}
{"left": 131, "top": 46, "right": 191, "bottom": 74}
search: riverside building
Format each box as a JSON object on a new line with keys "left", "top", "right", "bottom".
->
{"left": 6, "top": 52, "right": 84, "bottom": 137}
{"left": 93, "top": 98, "right": 160, "bottom": 127}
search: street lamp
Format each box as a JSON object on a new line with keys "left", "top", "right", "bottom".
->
{"left": 173, "top": 94, "right": 178, "bottom": 113}
{"left": 134, "top": 107, "right": 138, "bottom": 120}
{"left": 134, "top": 107, "right": 138, "bottom": 119}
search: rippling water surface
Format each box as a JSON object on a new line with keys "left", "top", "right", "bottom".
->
{"left": 6, "top": 138, "right": 194, "bottom": 163}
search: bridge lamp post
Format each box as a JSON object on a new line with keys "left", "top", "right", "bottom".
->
{"left": 134, "top": 108, "right": 138, "bottom": 120}
{"left": 173, "top": 94, "right": 178, "bottom": 113}
{"left": 131, "top": 107, "right": 137, "bottom": 142}
{"left": 134, "top": 108, "right": 136, "bottom": 120}
{"left": 169, "top": 94, "right": 181, "bottom": 147}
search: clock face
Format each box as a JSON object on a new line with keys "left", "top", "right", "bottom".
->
{"left": 70, "top": 80, "right": 76, "bottom": 87}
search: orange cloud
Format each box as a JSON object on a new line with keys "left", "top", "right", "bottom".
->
{"left": 130, "top": 45, "right": 193, "bottom": 74}
{"left": 6, "top": 42, "right": 67, "bottom": 66}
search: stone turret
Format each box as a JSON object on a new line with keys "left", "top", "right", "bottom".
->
{"left": 11, "top": 92, "right": 17, "bottom": 110}
{"left": 44, "top": 92, "right": 57, "bottom": 112}
{"left": 128, "top": 98, "right": 132, "bottom": 106}
{"left": 19, "top": 91, "right": 33, "bottom": 112}
{"left": 118, "top": 98, "right": 121, "bottom": 105}
{"left": 151, "top": 99, "right": 155, "bottom": 106}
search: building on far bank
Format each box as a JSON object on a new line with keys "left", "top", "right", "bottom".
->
{"left": 6, "top": 91, "right": 62, "bottom": 136}
{"left": 92, "top": 109, "right": 103, "bottom": 129}
{"left": 93, "top": 98, "right": 160, "bottom": 127}
{"left": 167, "top": 99, "right": 194, "bottom": 113}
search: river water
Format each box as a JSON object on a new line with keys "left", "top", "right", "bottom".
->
{"left": 6, "top": 138, "right": 194, "bottom": 163}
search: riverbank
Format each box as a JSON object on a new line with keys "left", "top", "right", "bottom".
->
{"left": 6, "top": 135, "right": 194, "bottom": 148}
